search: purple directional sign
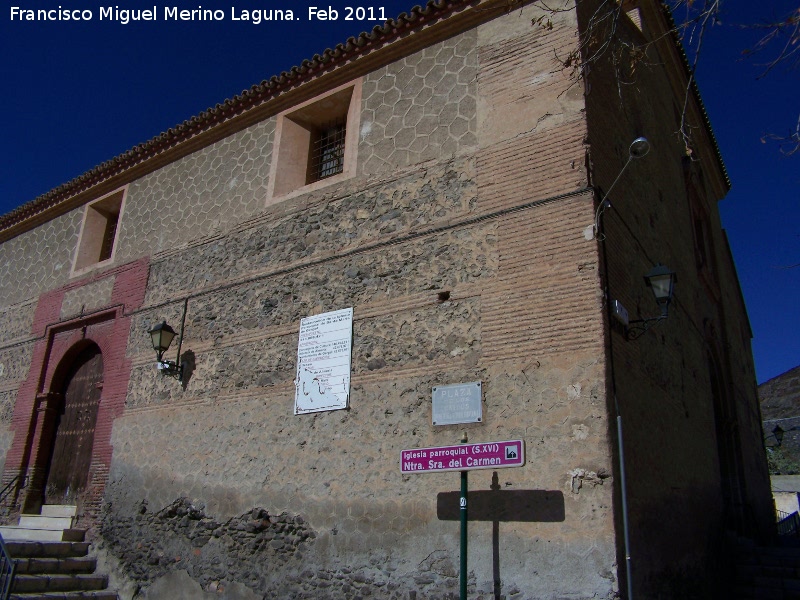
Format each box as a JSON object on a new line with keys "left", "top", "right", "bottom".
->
{"left": 400, "top": 440, "right": 525, "bottom": 474}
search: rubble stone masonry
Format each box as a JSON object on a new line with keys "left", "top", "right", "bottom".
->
{"left": 96, "top": 5, "right": 610, "bottom": 598}
{"left": 5, "top": 1, "right": 761, "bottom": 598}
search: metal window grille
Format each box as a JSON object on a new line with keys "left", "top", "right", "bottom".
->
{"left": 99, "top": 212, "right": 119, "bottom": 262}
{"left": 310, "top": 121, "right": 346, "bottom": 182}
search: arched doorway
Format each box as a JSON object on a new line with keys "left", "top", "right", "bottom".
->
{"left": 43, "top": 344, "right": 104, "bottom": 506}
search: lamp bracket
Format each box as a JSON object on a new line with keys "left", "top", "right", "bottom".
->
{"left": 625, "top": 315, "right": 667, "bottom": 340}
{"left": 158, "top": 360, "right": 183, "bottom": 381}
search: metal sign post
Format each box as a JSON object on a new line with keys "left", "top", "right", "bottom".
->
{"left": 460, "top": 433, "right": 468, "bottom": 600}
{"left": 400, "top": 438, "right": 525, "bottom": 599}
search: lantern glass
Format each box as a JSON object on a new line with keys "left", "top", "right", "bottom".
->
{"left": 644, "top": 264, "right": 676, "bottom": 306}
{"left": 773, "top": 425, "right": 785, "bottom": 447}
{"left": 149, "top": 321, "right": 176, "bottom": 359}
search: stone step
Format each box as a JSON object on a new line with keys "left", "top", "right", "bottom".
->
{"left": 39, "top": 506, "right": 77, "bottom": 519}
{"left": 0, "top": 527, "right": 65, "bottom": 543}
{"left": 735, "top": 546, "right": 800, "bottom": 599}
{"left": 14, "top": 557, "right": 97, "bottom": 575}
{"left": 4, "top": 527, "right": 118, "bottom": 600}
{"left": 6, "top": 541, "right": 90, "bottom": 559}
{"left": 12, "top": 573, "right": 108, "bottom": 594}
{"left": 18, "top": 517, "right": 74, "bottom": 531}
{"left": 9, "top": 592, "right": 118, "bottom": 600}
{"left": 0, "top": 527, "right": 85, "bottom": 543}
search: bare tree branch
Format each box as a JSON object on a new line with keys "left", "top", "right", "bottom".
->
{"left": 743, "top": 6, "right": 800, "bottom": 155}
{"left": 530, "top": 0, "right": 799, "bottom": 156}
{"left": 742, "top": 6, "right": 800, "bottom": 76}
{"left": 670, "top": 1, "right": 723, "bottom": 156}
{"left": 762, "top": 113, "right": 800, "bottom": 156}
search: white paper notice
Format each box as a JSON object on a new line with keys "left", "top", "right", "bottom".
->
{"left": 294, "top": 307, "right": 353, "bottom": 414}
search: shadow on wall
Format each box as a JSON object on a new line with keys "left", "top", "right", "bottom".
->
{"left": 436, "top": 478, "right": 565, "bottom": 522}
{"left": 180, "top": 350, "right": 196, "bottom": 391}
{"left": 437, "top": 472, "right": 566, "bottom": 599}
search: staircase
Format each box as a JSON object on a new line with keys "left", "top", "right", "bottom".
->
{"left": 734, "top": 538, "right": 800, "bottom": 599}
{"left": 0, "top": 505, "right": 118, "bottom": 599}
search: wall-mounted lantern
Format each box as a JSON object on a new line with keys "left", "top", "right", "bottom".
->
{"left": 773, "top": 425, "right": 786, "bottom": 447}
{"left": 148, "top": 321, "right": 183, "bottom": 380}
{"left": 766, "top": 424, "right": 800, "bottom": 448}
{"left": 643, "top": 264, "right": 677, "bottom": 318}
{"left": 610, "top": 264, "right": 677, "bottom": 340}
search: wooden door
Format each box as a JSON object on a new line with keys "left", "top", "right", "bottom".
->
{"left": 44, "top": 345, "right": 103, "bottom": 505}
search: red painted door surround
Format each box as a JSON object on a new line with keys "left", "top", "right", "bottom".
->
{"left": 2, "top": 258, "right": 148, "bottom": 525}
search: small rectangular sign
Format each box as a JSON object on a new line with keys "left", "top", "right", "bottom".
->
{"left": 400, "top": 440, "right": 525, "bottom": 474}
{"left": 432, "top": 381, "right": 482, "bottom": 425}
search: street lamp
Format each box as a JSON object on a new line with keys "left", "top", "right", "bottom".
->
{"left": 643, "top": 264, "right": 677, "bottom": 318}
{"left": 767, "top": 424, "right": 800, "bottom": 447}
{"left": 148, "top": 321, "right": 183, "bottom": 380}
{"left": 610, "top": 264, "right": 677, "bottom": 340}
{"left": 585, "top": 137, "right": 652, "bottom": 240}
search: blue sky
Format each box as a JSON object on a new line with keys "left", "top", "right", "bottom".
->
{"left": 692, "top": 0, "right": 799, "bottom": 384}
{"left": 0, "top": 0, "right": 797, "bottom": 383}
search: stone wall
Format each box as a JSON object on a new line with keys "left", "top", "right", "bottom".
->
{"left": 106, "top": 354, "right": 614, "bottom": 599}
{"left": 98, "top": 4, "right": 615, "bottom": 598}
{"left": 0, "top": 390, "right": 15, "bottom": 476}
{"left": 760, "top": 366, "right": 800, "bottom": 474}
{"left": 360, "top": 30, "right": 478, "bottom": 174}
{"left": 0, "top": 299, "right": 37, "bottom": 346}
{"left": 118, "top": 120, "right": 275, "bottom": 263}
{"left": 0, "top": 346, "right": 34, "bottom": 390}
{"left": 107, "top": 190, "right": 611, "bottom": 598}
{"left": 760, "top": 365, "right": 800, "bottom": 422}
{"left": 100, "top": 499, "right": 317, "bottom": 596}
{"left": 581, "top": 1, "right": 771, "bottom": 596}
{"left": 0, "top": 210, "right": 82, "bottom": 307}
{"left": 0, "top": 319, "right": 35, "bottom": 476}
{"left": 60, "top": 275, "right": 116, "bottom": 320}
{"left": 0, "top": 2, "right": 629, "bottom": 599}
{"left": 140, "top": 157, "right": 479, "bottom": 309}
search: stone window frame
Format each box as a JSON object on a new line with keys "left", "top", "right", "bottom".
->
{"left": 266, "top": 78, "right": 362, "bottom": 204}
{"left": 70, "top": 186, "right": 127, "bottom": 277}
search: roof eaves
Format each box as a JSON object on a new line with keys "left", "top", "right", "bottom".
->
{"left": 660, "top": 2, "right": 731, "bottom": 191}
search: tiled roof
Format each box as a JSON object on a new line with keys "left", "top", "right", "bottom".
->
{"left": 0, "top": 0, "right": 471, "bottom": 235}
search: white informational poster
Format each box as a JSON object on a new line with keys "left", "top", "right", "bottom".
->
{"left": 294, "top": 307, "right": 353, "bottom": 415}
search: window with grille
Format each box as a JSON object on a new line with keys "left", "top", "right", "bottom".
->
{"left": 310, "top": 121, "right": 346, "bottom": 182}
{"left": 269, "top": 82, "right": 360, "bottom": 199}
{"left": 99, "top": 210, "right": 119, "bottom": 262}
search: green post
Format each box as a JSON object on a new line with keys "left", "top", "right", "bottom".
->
{"left": 460, "top": 432, "right": 468, "bottom": 600}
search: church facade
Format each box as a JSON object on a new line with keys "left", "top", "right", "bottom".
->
{"left": 0, "top": 0, "right": 772, "bottom": 597}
